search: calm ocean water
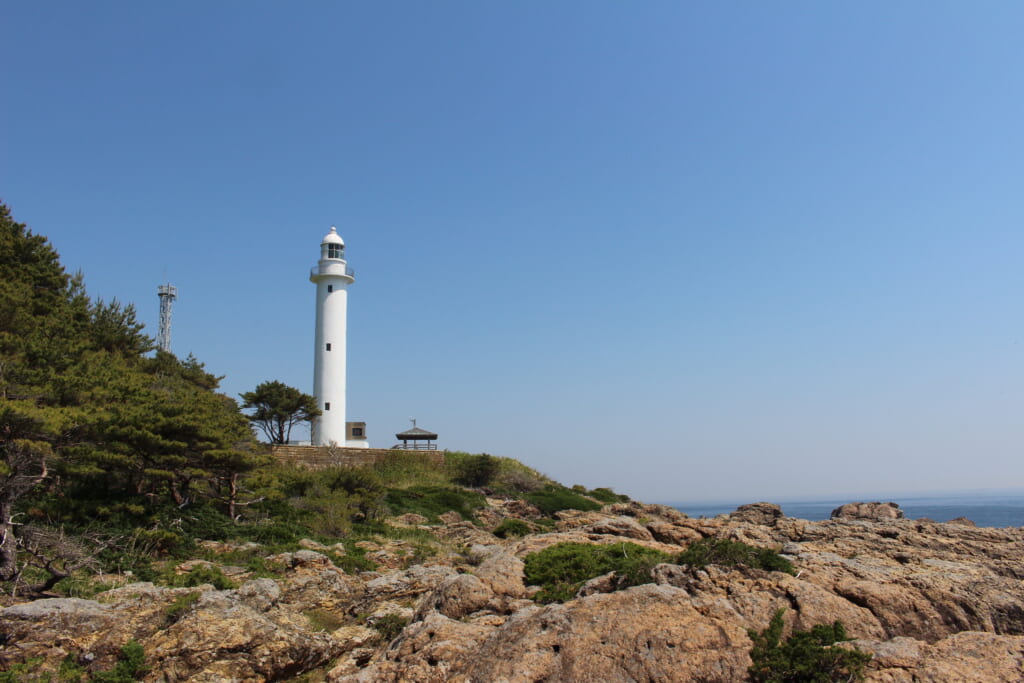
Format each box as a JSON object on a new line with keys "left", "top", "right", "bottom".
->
{"left": 668, "top": 492, "right": 1024, "bottom": 528}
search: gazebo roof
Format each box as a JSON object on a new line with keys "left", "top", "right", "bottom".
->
{"left": 395, "top": 426, "right": 438, "bottom": 440}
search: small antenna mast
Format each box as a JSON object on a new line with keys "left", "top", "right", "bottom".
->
{"left": 157, "top": 283, "right": 178, "bottom": 352}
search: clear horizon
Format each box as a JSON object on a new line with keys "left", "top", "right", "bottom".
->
{"left": 3, "top": 3, "right": 1023, "bottom": 502}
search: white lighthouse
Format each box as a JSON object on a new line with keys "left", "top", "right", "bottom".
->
{"left": 310, "top": 227, "right": 355, "bottom": 446}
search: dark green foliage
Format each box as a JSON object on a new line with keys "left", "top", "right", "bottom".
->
{"left": 524, "top": 484, "right": 602, "bottom": 516}
{"left": 240, "top": 380, "right": 320, "bottom": 444}
{"left": 492, "top": 518, "right": 531, "bottom": 538}
{"left": 371, "top": 614, "right": 409, "bottom": 641}
{"left": 676, "top": 538, "right": 795, "bottom": 575}
{"left": 91, "top": 640, "right": 149, "bottom": 682}
{"left": 453, "top": 453, "right": 500, "bottom": 487}
{"left": 748, "top": 609, "right": 872, "bottom": 682}
{"left": 523, "top": 541, "right": 672, "bottom": 603}
{"left": 384, "top": 486, "right": 485, "bottom": 523}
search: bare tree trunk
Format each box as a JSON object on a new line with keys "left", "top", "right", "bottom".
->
{"left": 0, "top": 440, "right": 50, "bottom": 581}
{"left": 228, "top": 472, "right": 238, "bottom": 519}
{"left": 0, "top": 498, "right": 18, "bottom": 581}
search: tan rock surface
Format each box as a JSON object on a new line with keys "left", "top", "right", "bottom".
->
{"left": 2, "top": 496, "right": 1022, "bottom": 682}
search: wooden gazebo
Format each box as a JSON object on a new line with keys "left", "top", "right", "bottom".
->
{"left": 393, "top": 420, "right": 438, "bottom": 450}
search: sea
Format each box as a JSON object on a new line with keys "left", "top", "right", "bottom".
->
{"left": 667, "top": 491, "right": 1024, "bottom": 528}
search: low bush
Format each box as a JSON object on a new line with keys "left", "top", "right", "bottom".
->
{"left": 370, "top": 614, "right": 409, "bottom": 642}
{"left": 748, "top": 609, "right": 872, "bottom": 682}
{"left": 523, "top": 541, "right": 672, "bottom": 603}
{"left": 524, "top": 485, "right": 602, "bottom": 516}
{"left": 492, "top": 518, "right": 531, "bottom": 538}
{"left": 91, "top": 640, "right": 149, "bottom": 683}
{"left": 384, "top": 486, "right": 486, "bottom": 523}
{"left": 452, "top": 453, "right": 500, "bottom": 487}
{"left": 676, "top": 538, "right": 795, "bottom": 575}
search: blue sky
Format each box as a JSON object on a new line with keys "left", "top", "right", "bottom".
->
{"left": 3, "top": 2, "right": 1022, "bottom": 503}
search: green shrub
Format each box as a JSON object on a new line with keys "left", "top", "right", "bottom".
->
{"left": 748, "top": 609, "right": 872, "bottom": 682}
{"left": 523, "top": 541, "right": 671, "bottom": 603}
{"left": 91, "top": 640, "right": 149, "bottom": 683}
{"left": 676, "top": 538, "right": 795, "bottom": 575}
{"left": 524, "top": 485, "right": 602, "bottom": 516}
{"left": 492, "top": 518, "right": 532, "bottom": 538}
{"left": 453, "top": 453, "right": 500, "bottom": 487}
{"left": 371, "top": 614, "right": 409, "bottom": 641}
{"left": 0, "top": 657, "right": 48, "bottom": 682}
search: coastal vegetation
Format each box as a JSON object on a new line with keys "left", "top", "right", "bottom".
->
{"left": 748, "top": 609, "right": 871, "bottom": 683}
{"left": 523, "top": 541, "right": 672, "bottom": 603}
{"left": 676, "top": 537, "right": 795, "bottom": 575}
{"left": 0, "top": 202, "right": 629, "bottom": 597}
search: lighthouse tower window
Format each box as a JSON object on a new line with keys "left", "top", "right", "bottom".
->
{"left": 328, "top": 244, "right": 344, "bottom": 259}
{"left": 327, "top": 285, "right": 333, "bottom": 292}
{"left": 324, "top": 402, "right": 331, "bottom": 411}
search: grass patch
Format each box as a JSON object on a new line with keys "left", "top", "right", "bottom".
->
{"left": 677, "top": 538, "right": 795, "bottom": 575}
{"left": 304, "top": 608, "right": 346, "bottom": 632}
{"left": 523, "top": 541, "right": 672, "bottom": 603}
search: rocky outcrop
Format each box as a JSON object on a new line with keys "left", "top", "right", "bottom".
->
{"left": 731, "top": 501, "right": 785, "bottom": 526}
{"left": 2, "top": 498, "right": 1022, "bottom": 682}
{"left": 832, "top": 501, "right": 905, "bottom": 520}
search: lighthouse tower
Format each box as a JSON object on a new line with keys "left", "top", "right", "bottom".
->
{"left": 310, "top": 227, "right": 355, "bottom": 446}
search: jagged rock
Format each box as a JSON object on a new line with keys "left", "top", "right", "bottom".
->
{"left": 850, "top": 632, "right": 1024, "bottom": 682}
{"left": 831, "top": 501, "right": 904, "bottom": 520}
{"left": 414, "top": 573, "right": 495, "bottom": 620}
{"left": 731, "top": 502, "right": 785, "bottom": 526}
{"left": 332, "top": 611, "right": 494, "bottom": 682}
{"left": 605, "top": 501, "right": 690, "bottom": 524}
{"left": 430, "top": 520, "right": 499, "bottom": 546}
{"left": 4, "top": 493, "right": 1024, "bottom": 682}
{"left": 553, "top": 509, "right": 608, "bottom": 530}
{"left": 948, "top": 516, "right": 977, "bottom": 527}
{"left": 437, "top": 510, "right": 463, "bottom": 524}
{"left": 356, "top": 584, "right": 754, "bottom": 682}
{"left": 472, "top": 548, "right": 527, "bottom": 598}
{"left": 576, "top": 571, "right": 628, "bottom": 597}
{"left": 646, "top": 520, "right": 703, "bottom": 545}
{"left": 581, "top": 515, "right": 655, "bottom": 541}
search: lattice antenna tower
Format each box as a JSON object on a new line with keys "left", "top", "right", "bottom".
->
{"left": 157, "top": 283, "right": 178, "bottom": 352}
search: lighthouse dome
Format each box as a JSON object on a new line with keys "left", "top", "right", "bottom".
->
{"left": 321, "top": 227, "right": 345, "bottom": 247}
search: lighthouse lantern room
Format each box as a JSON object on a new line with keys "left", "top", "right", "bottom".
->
{"left": 310, "top": 227, "right": 356, "bottom": 446}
